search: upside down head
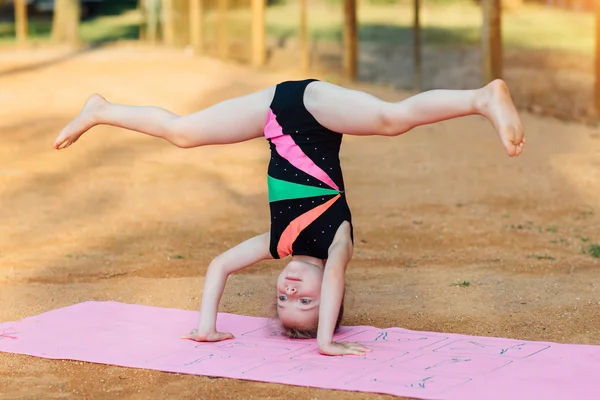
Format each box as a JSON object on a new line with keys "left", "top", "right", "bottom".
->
{"left": 275, "top": 259, "right": 344, "bottom": 339}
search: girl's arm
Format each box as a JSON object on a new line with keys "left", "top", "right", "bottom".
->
{"left": 316, "top": 222, "right": 371, "bottom": 356}
{"left": 182, "top": 232, "right": 272, "bottom": 342}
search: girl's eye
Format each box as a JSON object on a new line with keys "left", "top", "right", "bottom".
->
{"left": 300, "top": 299, "right": 311, "bottom": 305}
{"left": 278, "top": 295, "right": 288, "bottom": 301}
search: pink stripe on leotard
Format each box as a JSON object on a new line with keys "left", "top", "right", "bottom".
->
{"left": 265, "top": 110, "right": 339, "bottom": 191}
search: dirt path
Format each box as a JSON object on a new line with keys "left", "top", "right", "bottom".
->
{"left": 1, "top": 45, "right": 599, "bottom": 400}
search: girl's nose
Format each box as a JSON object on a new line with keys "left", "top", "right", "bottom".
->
{"left": 286, "top": 286, "right": 297, "bottom": 294}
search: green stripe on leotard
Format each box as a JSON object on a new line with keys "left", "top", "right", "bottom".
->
{"left": 268, "top": 175, "right": 339, "bottom": 203}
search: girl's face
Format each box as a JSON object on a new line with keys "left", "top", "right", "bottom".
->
{"left": 276, "top": 260, "right": 324, "bottom": 330}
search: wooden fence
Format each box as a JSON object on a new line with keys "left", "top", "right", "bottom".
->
{"left": 7, "top": 0, "right": 600, "bottom": 118}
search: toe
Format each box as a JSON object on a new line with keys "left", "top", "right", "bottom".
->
{"left": 506, "top": 144, "right": 517, "bottom": 157}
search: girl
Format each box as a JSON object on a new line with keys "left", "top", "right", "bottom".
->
{"left": 53, "top": 78, "right": 525, "bottom": 357}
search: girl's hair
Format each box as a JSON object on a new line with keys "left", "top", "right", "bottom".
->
{"left": 280, "top": 300, "right": 344, "bottom": 339}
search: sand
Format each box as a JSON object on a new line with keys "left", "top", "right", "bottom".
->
{"left": 0, "top": 45, "right": 599, "bottom": 399}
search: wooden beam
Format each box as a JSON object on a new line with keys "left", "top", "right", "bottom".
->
{"left": 413, "top": 0, "right": 422, "bottom": 91}
{"left": 14, "top": 0, "right": 28, "bottom": 45}
{"left": 596, "top": 0, "right": 600, "bottom": 118}
{"left": 251, "top": 0, "right": 266, "bottom": 66}
{"left": 343, "top": 0, "right": 358, "bottom": 81}
{"left": 299, "top": 0, "right": 309, "bottom": 72}
{"left": 481, "top": 0, "right": 502, "bottom": 84}
{"left": 218, "top": 0, "right": 229, "bottom": 59}
{"left": 190, "top": 0, "right": 204, "bottom": 52}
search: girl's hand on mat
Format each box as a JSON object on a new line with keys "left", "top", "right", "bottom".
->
{"left": 181, "top": 329, "right": 234, "bottom": 342}
{"left": 318, "top": 341, "right": 371, "bottom": 356}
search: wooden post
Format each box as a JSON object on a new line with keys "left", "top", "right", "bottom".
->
{"left": 52, "top": 0, "right": 81, "bottom": 45}
{"left": 413, "top": 0, "right": 422, "bottom": 91}
{"left": 481, "top": 0, "right": 502, "bottom": 84}
{"left": 15, "top": 0, "right": 28, "bottom": 45}
{"left": 190, "top": 0, "right": 204, "bottom": 52}
{"left": 145, "top": 0, "right": 160, "bottom": 43}
{"left": 299, "top": 0, "right": 309, "bottom": 72}
{"left": 68, "top": 0, "right": 81, "bottom": 45}
{"left": 138, "top": 0, "right": 146, "bottom": 41}
{"left": 171, "top": 0, "right": 192, "bottom": 47}
{"left": 343, "top": 0, "right": 358, "bottom": 81}
{"left": 251, "top": 0, "right": 266, "bottom": 66}
{"left": 596, "top": 0, "right": 600, "bottom": 118}
{"left": 218, "top": 0, "right": 229, "bottom": 59}
{"left": 162, "top": 0, "right": 175, "bottom": 46}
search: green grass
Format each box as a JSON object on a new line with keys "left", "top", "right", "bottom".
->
{"left": 79, "top": 12, "right": 141, "bottom": 43}
{"left": 586, "top": 244, "right": 600, "bottom": 258}
{"left": 451, "top": 280, "right": 471, "bottom": 287}
{"left": 527, "top": 254, "right": 556, "bottom": 260}
{"left": 509, "top": 222, "right": 535, "bottom": 230}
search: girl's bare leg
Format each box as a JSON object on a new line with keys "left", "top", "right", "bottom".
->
{"left": 53, "top": 86, "right": 276, "bottom": 150}
{"left": 305, "top": 79, "right": 525, "bottom": 157}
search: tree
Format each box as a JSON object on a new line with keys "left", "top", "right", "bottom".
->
{"left": 52, "top": 0, "right": 81, "bottom": 45}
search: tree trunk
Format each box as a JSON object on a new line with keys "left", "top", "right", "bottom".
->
{"left": 52, "top": 0, "right": 81, "bottom": 45}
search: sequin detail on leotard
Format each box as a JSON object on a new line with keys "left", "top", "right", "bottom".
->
{"left": 265, "top": 79, "right": 353, "bottom": 260}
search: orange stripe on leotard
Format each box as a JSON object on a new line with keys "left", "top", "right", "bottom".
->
{"left": 277, "top": 194, "right": 341, "bottom": 258}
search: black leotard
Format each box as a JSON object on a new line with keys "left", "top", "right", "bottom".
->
{"left": 264, "top": 79, "right": 353, "bottom": 260}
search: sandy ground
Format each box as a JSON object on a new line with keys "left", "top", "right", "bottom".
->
{"left": 1, "top": 45, "right": 599, "bottom": 399}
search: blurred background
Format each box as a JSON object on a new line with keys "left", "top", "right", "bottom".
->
{"left": 0, "top": 0, "right": 596, "bottom": 120}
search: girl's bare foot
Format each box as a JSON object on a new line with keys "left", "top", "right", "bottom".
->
{"left": 476, "top": 80, "right": 525, "bottom": 157}
{"left": 53, "top": 94, "right": 107, "bottom": 150}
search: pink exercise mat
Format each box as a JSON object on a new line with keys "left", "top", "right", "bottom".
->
{"left": 1, "top": 301, "right": 598, "bottom": 399}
